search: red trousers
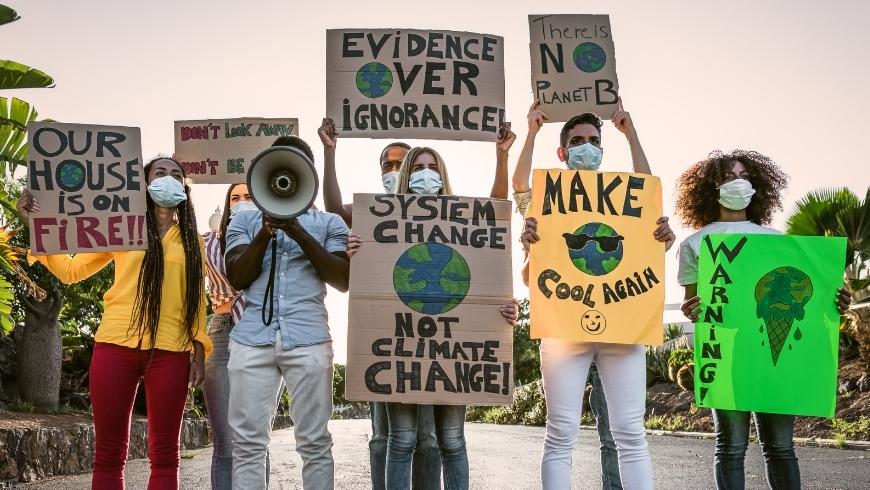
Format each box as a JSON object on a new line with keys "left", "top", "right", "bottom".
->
{"left": 89, "top": 342, "right": 190, "bottom": 490}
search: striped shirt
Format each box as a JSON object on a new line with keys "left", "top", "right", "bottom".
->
{"left": 203, "top": 231, "right": 245, "bottom": 327}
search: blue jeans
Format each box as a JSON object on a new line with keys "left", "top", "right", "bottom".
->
{"left": 370, "top": 402, "right": 441, "bottom": 490}
{"left": 203, "top": 315, "right": 270, "bottom": 489}
{"left": 713, "top": 409, "right": 799, "bottom": 489}
{"left": 386, "top": 404, "right": 467, "bottom": 490}
{"left": 589, "top": 365, "right": 622, "bottom": 489}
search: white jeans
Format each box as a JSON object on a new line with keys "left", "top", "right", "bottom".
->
{"left": 228, "top": 331, "right": 334, "bottom": 490}
{"left": 540, "top": 339, "right": 653, "bottom": 490}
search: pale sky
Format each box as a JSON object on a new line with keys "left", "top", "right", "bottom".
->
{"left": 9, "top": 0, "right": 869, "bottom": 362}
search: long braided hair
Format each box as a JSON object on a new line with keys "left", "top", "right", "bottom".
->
{"left": 129, "top": 157, "right": 203, "bottom": 349}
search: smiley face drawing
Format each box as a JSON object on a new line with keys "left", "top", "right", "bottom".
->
{"left": 581, "top": 310, "right": 606, "bottom": 335}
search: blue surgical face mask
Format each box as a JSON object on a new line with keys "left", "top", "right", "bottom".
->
{"left": 382, "top": 171, "right": 399, "bottom": 193}
{"left": 229, "top": 201, "right": 258, "bottom": 218}
{"left": 566, "top": 143, "right": 603, "bottom": 171}
{"left": 147, "top": 176, "right": 187, "bottom": 208}
{"left": 409, "top": 169, "right": 443, "bottom": 195}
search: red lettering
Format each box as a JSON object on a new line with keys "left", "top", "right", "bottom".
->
{"left": 76, "top": 217, "right": 108, "bottom": 248}
{"left": 32, "top": 217, "right": 57, "bottom": 253}
{"left": 106, "top": 215, "right": 124, "bottom": 246}
{"left": 181, "top": 161, "right": 207, "bottom": 175}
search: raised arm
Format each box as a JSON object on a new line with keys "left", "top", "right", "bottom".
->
{"left": 319, "top": 117, "right": 352, "bottom": 226}
{"left": 490, "top": 122, "right": 515, "bottom": 199}
{"left": 520, "top": 217, "right": 539, "bottom": 286}
{"left": 611, "top": 97, "right": 651, "bottom": 175}
{"left": 512, "top": 100, "right": 548, "bottom": 194}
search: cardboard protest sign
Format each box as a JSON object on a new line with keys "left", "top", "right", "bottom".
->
{"left": 346, "top": 194, "right": 514, "bottom": 405}
{"left": 326, "top": 29, "right": 505, "bottom": 142}
{"left": 174, "top": 118, "right": 298, "bottom": 184}
{"left": 694, "top": 234, "right": 846, "bottom": 418}
{"left": 527, "top": 169, "right": 663, "bottom": 344}
{"left": 529, "top": 14, "right": 619, "bottom": 121}
{"left": 26, "top": 122, "right": 147, "bottom": 255}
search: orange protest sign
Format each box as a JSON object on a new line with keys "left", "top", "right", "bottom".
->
{"left": 527, "top": 169, "right": 664, "bottom": 345}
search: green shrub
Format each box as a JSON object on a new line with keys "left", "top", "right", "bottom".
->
{"left": 668, "top": 348, "right": 694, "bottom": 382}
{"left": 646, "top": 346, "right": 670, "bottom": 385}
{"left": 668, "top": 348, "right": 694, "bottom": 369}
{"left": 513, "top": 299, "right": 542, "bottom": 385}
{"left": 663, "top": 323, "right": 684, "bottom": 342}
{"left": 467, "top": 380, "right": 547, "bottom": 426}
{"left": 831, "top": 416, "right": 870, "bottom": 441}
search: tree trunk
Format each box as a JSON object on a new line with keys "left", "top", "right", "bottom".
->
{"left": 18, "top": 287, "right": 63, "bottom": 412}
{"left": 850, "top": 305, "right": 870, "bottom": 373}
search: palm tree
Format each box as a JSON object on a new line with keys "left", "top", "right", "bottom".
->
{"left": 786, "top": 187, "right": 870, "bottom": 371}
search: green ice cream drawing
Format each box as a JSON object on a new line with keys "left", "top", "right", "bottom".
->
{"left": 754, "top": 267, "right": 814, "bottom": 366}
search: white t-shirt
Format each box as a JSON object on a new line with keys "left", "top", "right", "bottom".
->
{"left": 676, "top": 221, "right": 781, "bottom": 286}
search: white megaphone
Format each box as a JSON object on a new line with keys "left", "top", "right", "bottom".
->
{"left": 247, "top": 146, "right": 319, "bottom": 219}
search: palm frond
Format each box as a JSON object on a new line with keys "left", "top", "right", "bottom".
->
{"left": 0, "top": 60, "right": 55, "bottom": 89}
{"left": 0, "top": 5, "right": 19, "bottom": 26}
{"left": 0, "top": 97, "right": 38, "bottom": 176}
{"left": 786, "top": 187, "right": 859, "bottom": 237}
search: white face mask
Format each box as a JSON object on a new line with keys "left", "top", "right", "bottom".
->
{"left": 566, "top": 143, "right": 603, "bottom": 170}
{"left": 409, "top": 169, "right": 443, "bottom": 195}
{"left": 147, "top": 176, "right": 187, "bottom": 208}
{"left": 229, "top": 201, "right": 258, "bottom": 218}
{"left": 382, "top": 171, "right": 399, "bottom": 193}
{"left": 718, "top": 178, "right": 756, "bottom": 211}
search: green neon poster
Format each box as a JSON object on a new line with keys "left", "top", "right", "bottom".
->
{"left": 694, "top": 234, "right": 846, "bottom": 417}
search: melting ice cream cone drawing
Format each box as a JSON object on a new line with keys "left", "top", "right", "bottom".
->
{"left": 754, "top": 267, "right": 813, "bottom": 366}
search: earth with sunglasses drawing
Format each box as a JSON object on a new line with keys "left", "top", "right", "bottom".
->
{"left": 562, "top": 222, "right": 624, "bottom": 276}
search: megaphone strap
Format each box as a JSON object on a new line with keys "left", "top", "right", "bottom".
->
{"left": 262, "top": 238, "right": 278, "bottom": 326}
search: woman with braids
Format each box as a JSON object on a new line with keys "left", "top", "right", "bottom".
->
{"left": 674, "top": 150, "right": 852, "bottom": 489}
{"left": 17, "top": 156, "right": 210, "bottom": 490}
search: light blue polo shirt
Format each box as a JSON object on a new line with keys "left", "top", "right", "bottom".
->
{"left": 224, "top": 209, "right": 349, "bottom": 350}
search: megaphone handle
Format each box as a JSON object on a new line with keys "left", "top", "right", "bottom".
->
{"left": 262, "top": 239, "right": 278, "bottom": 326}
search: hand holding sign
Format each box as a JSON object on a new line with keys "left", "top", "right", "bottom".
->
{"left": 346, "top": 232, "right": 363, "bottom": 258}
{"left": 520, "top": 216, "right": 539, "bottom": 253}
{"left": 654, "top": 216, "right": 676, "bottom": 251}
{"left": 496, "top": 122, "right": 515, "bottom": 154}
{"left": 16, "top": 190, "right": 39, "bottom": 218}
{"left": 500, "top": 299, "right": 519, "bottom": 325}
{"left": 318, "top": 117, "right": 338, "bottom": 150}
{"left": 836, "top": 287, "right": 853, "bottom": 313}
{"left": 681, "top": 295, "right": 701, "bottom": 322}
{"left": 610, "top": 97, "right": 634, "bottom": 135}
{"left": 527, "top": 100, "right": 549, "bottom": 136}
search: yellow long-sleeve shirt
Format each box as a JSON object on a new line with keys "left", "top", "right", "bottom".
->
{"left": 28, "top": 225, "right": 211, "bottom": 355}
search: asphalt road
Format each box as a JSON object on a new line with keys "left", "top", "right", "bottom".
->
{"left": 21, "top": 420, "right": 869, "bottom": 489}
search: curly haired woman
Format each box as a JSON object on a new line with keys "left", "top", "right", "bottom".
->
{"left": 674, "top": 150, "right": 851, "bottom": 489}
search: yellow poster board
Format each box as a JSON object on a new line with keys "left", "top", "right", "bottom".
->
{"left": 527, "top": 169, "right": 664, "bottom": 345}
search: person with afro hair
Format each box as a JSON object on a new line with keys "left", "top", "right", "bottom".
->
{"left": 674, "top": 149, "right": 851, "bottom": 489}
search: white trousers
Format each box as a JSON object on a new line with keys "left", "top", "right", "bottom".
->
{"left": 540, "top": 339, "right": 653, "bottom": 489}
{"left": 228, "top": 332, "right": 334, "bottom": 490}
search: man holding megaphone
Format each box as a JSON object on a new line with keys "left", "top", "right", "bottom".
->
{"left": 223, "top": 135, "right": 350, "bottom": 490}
